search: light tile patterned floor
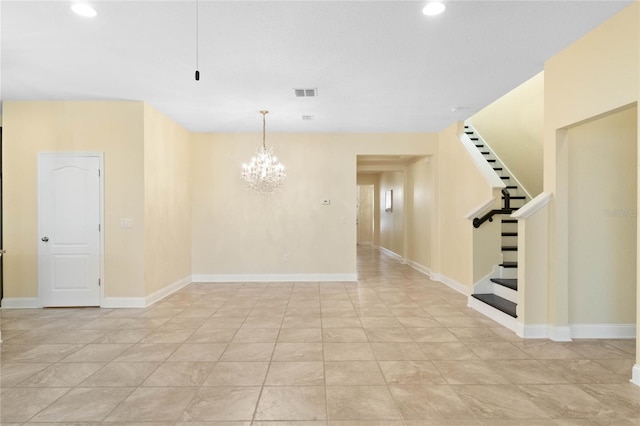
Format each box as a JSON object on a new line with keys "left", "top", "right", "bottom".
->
{"left": 1, "top": 246, "right": 640, "bottom": 425}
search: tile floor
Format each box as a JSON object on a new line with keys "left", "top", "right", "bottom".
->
{"left": 1, "top": 246, "right": 640, "bottom": 425}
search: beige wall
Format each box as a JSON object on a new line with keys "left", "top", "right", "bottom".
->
{"left": 438, "top": 123, "right": 494, "bottom": 288}
{"left": 2, "top": 101, "right": 146, "bottom": 299}
{"left": 471, "top": 72, "right": 544, "bottom": 197}
{"left": 143, "top": 104, "right": 192, "bottom": 295}
{"left": 544, "top": 2, "right": 639, "bottom": 330}
{"left": 357, "top": 173, "right": 381, "bottom": 246}
{"left": 567, "top": 106, "right": 637, "bottom": 324}
{"left": 379, "top": 170, "right": 404, "bottom": 257}
{"left": 407, "top": 157, "right": 432, "bottom": 269}
{"left": 357, "top": 184, "right": 375, "bottom": 245}
{"left": 191, "top": 133, "right": 437, "bottom": 278}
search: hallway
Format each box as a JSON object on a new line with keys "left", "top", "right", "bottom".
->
{"left": 1, "top": 246, "right": 639, "bottom": 424}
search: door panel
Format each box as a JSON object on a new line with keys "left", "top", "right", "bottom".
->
{"left": 39, "top": 154, "right": 101, "bottom": 307}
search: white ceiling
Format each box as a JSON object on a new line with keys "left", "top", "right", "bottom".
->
{"left": 0, "top": 0, "right": 634, "bottom": 133}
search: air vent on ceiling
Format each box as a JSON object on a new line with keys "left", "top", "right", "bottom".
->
{"left": 301, "top": 115, "right": 314, "bottom": 121}
{"left": 294, "top": 88, "right": 317, "bottom": 97}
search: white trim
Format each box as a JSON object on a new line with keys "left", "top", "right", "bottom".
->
{"left": 493, "top": 283, "right": 517, "bottom": 304}
{"left": 407, "top": 260, "right": 432, "bottom": 277}
{"left": 102, "top": 276, "right": 192, "bottom": 308}
{"left": 145, "top": 275, "right": 192, "bottom": 307}
{"left": 467, "top": 295, "right": 519, "bottom": 334}
{"left": 519, "top": 324, "right": 553, "bottom": 339}
{"left": 630, "top": 364, "right": 640, "bottom": 387}
{"left": 192, "top": 273, "right": 358, "bottom": 283}
{"left": 511, "top": 192, "right": 552, "bottom": 220}
{"left": 459, "top": 133, "right": 506, "bottom": 189}
{"left": 430, "top": 272, "right": 470, "bottom": 296}
{"left": 1, "top": 297, "right": 40, "bottom": 308}
{"left": 466, "top": 124, "right": 533, "bottom": 200}
{"left": 465, "top": 197, "right": 498, "bottom": 220}
{"left": 101, "top": 297, "right": 146, "bottom": 308}
{"left": 570, "top": 324, "right": 636, "bottom": 339}
{"left": 548, "top": 326, "right": 573, "bottom": 342}
{"left": 378, "top": 246, "right": 403, "bottom": 261}
{"left": 37, "top": 152, "right": 105, "bottom": 308}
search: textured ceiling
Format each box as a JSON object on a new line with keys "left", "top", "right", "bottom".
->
{"left": 0, "top": 0, "right": 634, "bottom": 133}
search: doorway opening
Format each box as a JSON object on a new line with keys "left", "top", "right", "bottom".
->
{"left": 566, "top": 104, "right": 637, "bottom": 330}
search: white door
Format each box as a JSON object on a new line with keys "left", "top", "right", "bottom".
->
{"left": 39, "top": 153, "right": 102, "bottom": 307}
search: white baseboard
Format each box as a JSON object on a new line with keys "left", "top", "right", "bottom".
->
{"left": 631, "top": 364, "right": 640, "bottom": 387}
{"left": 1, "top": 297, "right": 39, "bottom": 308}
{"left": 407, "top": 260, "right": 432, "bottom": 277}
{"left": 101, "top": 297, "right": 146, "bottom": 308}
{"left": 378, "top": 246, "right": 404, "bottom": 262}
{"left": 145, "top": 275, "right": 192, "bottom": 307}
{"left": 102, "top": 275, "right": 192, "bottom": 308}
{"left": 518, "top": 324, "right": 634, "bottom": 341}
{"left": 548, "top": 326, "right": 574, "bottom": 342}
{"left": 192, "top": 273, "right": 357, "bottom": 283}
{"left": 519, "top": 324, "right": 553, "bottom": 339}
{"left": 430, "top": 272, "right": 470, "bottom": 296}
{"left": 570, "top": 323, "right": 636, "bottom": 339}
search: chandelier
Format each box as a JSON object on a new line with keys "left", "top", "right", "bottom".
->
{"left": 241, "top": 111, "right": 286, "bottom": 193}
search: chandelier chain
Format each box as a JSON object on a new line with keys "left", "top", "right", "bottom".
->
{"left": 241, "top": 110, "right": 286, "bottom": 193}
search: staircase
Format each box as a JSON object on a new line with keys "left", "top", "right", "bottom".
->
{"left": 465, "top": 124, "right": 528, "bottom": 319}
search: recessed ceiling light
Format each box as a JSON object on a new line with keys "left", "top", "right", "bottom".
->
{"left": 71, "top": 3, "right": 97, "bottom": 18}
{"left": 423, "top": 1, "right": 445, "bottom": 16}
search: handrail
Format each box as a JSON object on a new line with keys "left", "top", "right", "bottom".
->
{"left": 472, "top": 188, "right": 514, "bottom": 228}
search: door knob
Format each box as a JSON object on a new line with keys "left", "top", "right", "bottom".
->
{"left": 41, "top": 237, "right": 49, "bottom": 242}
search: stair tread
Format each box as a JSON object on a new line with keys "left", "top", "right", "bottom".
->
{"left": 501, "top": 232, "right": 518, "bottom": 236}
{"left": 472, "top": 294, "right": 517, "bottom": 318}
{"left": 490, "top": 278, "right": 518, "bottom": 291}
{"left": 500, "top": 176, "right": 510, "bottom": 180}
{"left": 504, "top": 196, "right": 526, "bottom": 200}
{"left": 502, "top": 219, "right": 517, "bottom": 223}
{"left": 502, "top": 246, "right": 518, "bottom": 251}
{"left": 499, "top": 261, "right": 518, "bottom": 268}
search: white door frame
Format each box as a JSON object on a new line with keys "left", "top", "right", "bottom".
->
{"left": 37, "top": 152, "right": 105, "bottom": 308}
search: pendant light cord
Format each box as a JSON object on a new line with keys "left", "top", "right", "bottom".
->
{"left": 195, "top": 0, "right": 200, "bottom": 80}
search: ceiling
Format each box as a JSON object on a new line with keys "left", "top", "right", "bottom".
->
{"left": 0, "top": 0, "right": 634, "bottom": 133}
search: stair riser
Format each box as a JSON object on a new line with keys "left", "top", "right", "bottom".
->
{"left": 493, "top": 284, "right": 518, "bottom": 303}
{"left": 502, "top": 251, "right": 518, "bottom": 263}
{"left": 500, "top": 266, "right": 517, "bottom": 279}
{"left": 501, "top": 235, "right": 518, "bottom": 246}
{"left": 501, "top": 222, "right": 518, "bottom": 233}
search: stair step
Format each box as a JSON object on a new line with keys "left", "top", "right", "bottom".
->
{"left": 472, "top": 294, "right": 517, "bottom": 318}
{"left": 501, "top": 232, "right": 518, "bottom": 237}
{"left": 502, "top": 219, "right": 517, "bottom": 223}
{"left": 490, "top": 278, "right": 518, "bottom": 291}
{"left": 506, "top": 185, "right": 518, "bottom": 190}
{"left": 500, "top": 176, "right": 510, "bottom": 180}
{"left": 500, "top": 261, "right": 518, "bottom": 268}
{"left": 481, "top": 151, "right": 490, "bottom": 155}
{"left": 469, "top": 137, "right": 479, "bottom": 141}
{"left": 493, "top": 167, "right": 503, "bottom": 171}
{"left": 502, "top": 246, "right": 518, "bottom": 251}
{"left": 475, "top": 144, "right": 484, "bottom": 148}
{"left": 465, "top": 131, "right": 474, "bottom": 135}
{"left": 487, "top": 159, "right": 497, "bottom": 163}
{"left": 505, "top": 196, "right": 526, "bottom": 200}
